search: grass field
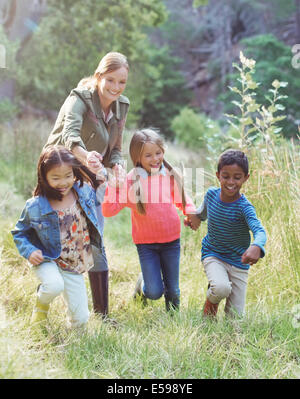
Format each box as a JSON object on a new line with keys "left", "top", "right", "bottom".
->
{"left": 0, "top": 119, "right": 299, "bottom": 379}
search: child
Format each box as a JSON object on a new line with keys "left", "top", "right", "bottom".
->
{"left": 11, "top": 146, "right": 106, "bottom": 328}
{"left": 102, "top": 129, "right": 196, "bottom": 311}
{"left": 188, "top": 149, "right": 267, "bottom": 318}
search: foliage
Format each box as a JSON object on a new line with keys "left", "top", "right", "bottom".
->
{"left": 15, "top": 0, "right": 167, "bottom": 125}
{"left": 0, "top": 25, "right": 19, "bottom": 79}
{"left": 220, "top": 35, "right": 299, "bottom": 138}
{"left": 193, "top": 0, "right": 209, "bottom": 7}
{"left": 0, "top": 25, "right": 20, "bottom": 123}
{"left": 0, "top": 130, "right": 299, "bottom": 378}
{"left": 0, "top": 99, "right": 18, "bottom": 123}
{"left": 139, "top": 46, "right": 191, "bottom": 138}
{"left": 225, "top": 51, "right": 288, "bottom": 148}
{"left": 171, "top": 107, "right": 220, "bottom": 149}
{"left": 0, "top": 118, "right": 50, "bottom": 198}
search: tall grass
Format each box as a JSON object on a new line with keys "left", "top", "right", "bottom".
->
{"left": 0, "top": 119, "right": 299, "bottom": 379}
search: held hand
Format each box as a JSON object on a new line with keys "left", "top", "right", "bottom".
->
{"left": 185, "top": 214, "right": 201, "bottom": 231}
{"left": 28, "top": 250, "right": 44, "bottom": 266}
{"left": 112, "top": 164, "right": 126, "bottom": 188}
{"left": 241, "top": 245, "right": 261, "bottom": 265}
{"left": 86, "top": 151, "right": 103, "bottom": 174}
{"left": 184, "top": 216, "right": 192, "bottom": 228}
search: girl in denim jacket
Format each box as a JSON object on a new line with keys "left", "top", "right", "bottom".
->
{"left": 12, "top": 146, "right": 106, "bottom": 328}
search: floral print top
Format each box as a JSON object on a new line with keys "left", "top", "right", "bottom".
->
{"left": 55, "top": 201, "right": 94, "bottom": 274}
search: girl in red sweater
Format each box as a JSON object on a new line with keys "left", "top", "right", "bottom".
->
{"left": 102, "top": 129, "right": 195, "bottom": 311}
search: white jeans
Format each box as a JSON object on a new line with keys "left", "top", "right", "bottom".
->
{"left": 202, "top": 256, "right": 249, "bottom": 316}
{"left": 33, "top": 261, "right": 89, "bottom": 327}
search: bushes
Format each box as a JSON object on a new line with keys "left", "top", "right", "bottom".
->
{"left": 171, "top": 107, "right": 221, "bottom": 149}
{"left": 0, "top": 99, "right": 18, "bottom": 123}
{"left": 0, "top": 118, "right": 50, "bottom": 198}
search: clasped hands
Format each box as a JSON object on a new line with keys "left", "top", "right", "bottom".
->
{"left": 184, "top": 214, "right": 201, "bottom": 231}
{"left": 86, "top": 151, "right": 126, "bottom": 187}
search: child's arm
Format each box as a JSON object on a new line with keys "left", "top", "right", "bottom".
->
{"left": 241, "top": 245, "right": 262, "bottom": 266}
{"left": 185, "top": 194, "right": 208, "bottom": 230}
{"left": 242, "top": 204, "right": 267, "bottom": 265}
{"left": 11, "top": 206, "right": 43, "bottom": 262}
{"left": 102, "top": 178, "right": 129, "bottom": 217}
{"left": 172, "top": 178, "right": 197, "bottom": 219}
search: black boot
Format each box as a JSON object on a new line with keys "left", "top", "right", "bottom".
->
{"left": 88, "top": 270, "right": 109, "bottom": 317}
{"left": 165, "top": 295, "right": 180, "bottom": 312}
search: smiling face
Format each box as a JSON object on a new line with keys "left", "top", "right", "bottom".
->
{"left": 139, "top": 142, "right": 164, "bottom": 174}
{"left": 216, "top": 163, "right": 249, "bottom": 202}
{"left": 46, "top": 163, "right": 75, "bottom": 197}
{"left": 97, "top": 66, "right": 128, "bottom": 107}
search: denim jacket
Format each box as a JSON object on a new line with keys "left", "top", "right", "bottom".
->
{"left": 11, "top": 182, "right": 105, "bottom": 261}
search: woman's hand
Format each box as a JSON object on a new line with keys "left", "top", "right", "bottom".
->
{"left": 86, "top": 151, "right": 104, "bottom": 174}
{"left": 28, "top": 250, "right": 44, "bottom": 266}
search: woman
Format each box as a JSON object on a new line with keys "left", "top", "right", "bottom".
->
{"left": 45, "top": 52, "right": 130, "bottom": 318}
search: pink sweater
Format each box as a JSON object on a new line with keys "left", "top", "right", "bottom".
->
{"left": 102, "top": 168, "right": 196, "bottom": 244}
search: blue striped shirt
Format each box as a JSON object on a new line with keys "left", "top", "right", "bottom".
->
{"left": 196, "top": 187, "right": 267, "bottom": 270}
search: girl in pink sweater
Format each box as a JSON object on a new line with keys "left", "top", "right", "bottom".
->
{"left": 102, "top": 129, "right": 196, "bottom": 311}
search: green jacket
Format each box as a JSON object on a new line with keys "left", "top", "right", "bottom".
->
{"left": 45, "top": 87, "right": 130, "bottom": 167}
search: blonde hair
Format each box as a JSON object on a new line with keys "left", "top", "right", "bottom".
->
{"left": 129, "top": 128, "right": 187, "bottom": 215}
{"left": 77, "top": 52, "right": 129, "bottom": 89}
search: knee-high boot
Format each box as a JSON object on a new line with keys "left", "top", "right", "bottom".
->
{"left": 88, "top": 270, "right": 109, "bottom": 317}
{"left": 165, "top": 295, "right": 180, "bottom": 312}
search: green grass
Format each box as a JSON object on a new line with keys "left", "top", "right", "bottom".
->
{"left": 0, "top": 121, "right": 299, "bottom": 379}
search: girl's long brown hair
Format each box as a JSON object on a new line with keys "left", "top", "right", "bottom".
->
{"left": 129, "top": 129, "right": 187, "bottom": 215}
{"left": 34, "top": 145, "right": 101, "bottom": 201}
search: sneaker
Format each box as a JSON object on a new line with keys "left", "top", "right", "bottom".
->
{"left": 133, "top": 273, "right": 147, "bottom": 306}
{"left": 31, "top": 298, "right": 49, "bottom": 324}
{"left": 133, "top": 273, "right": 144, "bottom": 298}
{"left": 202, "top": 298, "right": 219, "bottom": 318}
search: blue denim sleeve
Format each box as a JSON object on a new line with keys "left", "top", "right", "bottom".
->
{"left": 11, "top": 205, "right": 39, "bottom": 260}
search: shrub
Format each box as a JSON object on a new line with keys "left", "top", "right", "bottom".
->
{"left": 171, "top": 107, "right": 220, "bottom": 149}
{"left": 0, "top": 99, "right": 18, "bottom": 123}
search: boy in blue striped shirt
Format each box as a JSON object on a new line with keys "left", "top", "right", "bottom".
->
{"left": 188, "top": 150, "right": 266, "bottom": 318}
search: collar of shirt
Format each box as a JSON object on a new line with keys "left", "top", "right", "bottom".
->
{"left": 134, "top": 163, "right": 167, "bottom": 179}
{"left": 91, "top": 87, "right": 121, "bottom": 121}
{"left": 102, "top": 109, "right": 114, "bottom": 124}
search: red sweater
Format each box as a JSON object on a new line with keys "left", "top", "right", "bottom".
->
{"left": 102, "top": 168, "right": 196, "bottom": 244}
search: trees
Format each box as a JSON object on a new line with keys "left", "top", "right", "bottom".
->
{"left": 0, "top": 0, "right": 46, "bottom": 100}
{"left": 15, "top": 0, "right": 167, "bottom": 124}
{"left": 139, "top": 46, "right": 191, "bottom": 138}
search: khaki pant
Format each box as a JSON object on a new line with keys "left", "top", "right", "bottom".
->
{"left": 34, "top": 261, "right": 89, "bottom": 327}
{"left": 202, "top": 256, "right": 249, "bottom": 316}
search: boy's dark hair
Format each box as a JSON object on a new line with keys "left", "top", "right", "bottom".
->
{"left": 33, "top": 145, "right": 101, "bottom": 200}
{"left": 217, "top": 150, "right": 249, "bottom": 175}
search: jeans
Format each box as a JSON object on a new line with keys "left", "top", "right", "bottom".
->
{"left": 136, "top": 239, "right": 180, "bottom": 309}
{"left": 202, "top": 256, "right": 249, "bottom": 316}
{"left": 33, "top": 261, "right": 89, "bottom": 327}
